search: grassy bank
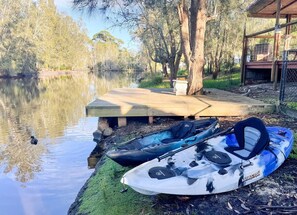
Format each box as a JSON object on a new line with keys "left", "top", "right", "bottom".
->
{"left": 138, "top": 75, "right": 169, "bottom": 88}
{"left": 78, "top": 158, "right": 155, "bottom": 215}
{"left": 139, "top": 72, "right": 241, "bottom": 90}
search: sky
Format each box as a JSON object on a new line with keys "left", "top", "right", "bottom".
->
{"left": 54, "top": 0, "right": 137, "bottom": 50}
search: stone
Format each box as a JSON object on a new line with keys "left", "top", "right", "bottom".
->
{"left": 93, "top": 130, "right": 102, "bottom": 142}
{"left": 97, "top": 117, "right": 113, "bottom": 137}
{"left": 98, "top": 118, "right": 110, "bottom": 131}
{"left": 102, "top": 127, "right": 113, "bottom": 137}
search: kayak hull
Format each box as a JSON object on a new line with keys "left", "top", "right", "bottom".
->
{"left": 121, "top": 126, "right": 294, "bottom": 195}
{"left": 107, "top": 118, "right": 220, "bottom": 166}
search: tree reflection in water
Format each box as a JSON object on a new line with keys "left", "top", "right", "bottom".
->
{"left": 0, "top": 72, "right": 133, "bottom": 183}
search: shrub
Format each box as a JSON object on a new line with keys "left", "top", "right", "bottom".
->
{"left": 177, "top": 69, "right": 188, "bottom": 76}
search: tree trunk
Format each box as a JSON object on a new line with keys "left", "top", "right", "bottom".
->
{"left": 174, "top": 47, "right": 182, "bottom": 76}
{"left": 162, "top": 62, "right": 168, "bottom": 77}
{"left": 148, "top": 61, "right": 153, "bottom": 74}
{"left": 188, "top": 0, "right": 207, "bottom": 95}
{"left": 177, "top": 0, "right": 191, "bottom": 69}
{"left": 178, "top": 0, "right": 207, "bottom": 95}
{"left": 168, "top": 59, "right": 177, "bottom": 88}
{"left": 212, "top": 70, "right": 218, "bottom": 79}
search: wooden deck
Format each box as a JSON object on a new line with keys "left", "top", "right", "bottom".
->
{"left": 244, "top": 60, "right": 297, "bottom": 83}
{"left": 86, "top": 88, "right": 275, "bottom": 126}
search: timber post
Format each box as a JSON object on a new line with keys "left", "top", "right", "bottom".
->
{"left": 272, "top": 0, "right": 281, "bottom": 90}
{"left": 118, "top": 117, "right": 127, "bottom": 127}
{"left": 240, "top": 25, "right": 247, "bottom": 85}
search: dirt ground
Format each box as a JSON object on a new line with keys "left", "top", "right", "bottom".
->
{"left": 69, "top": 84, "right": 297, "bottom": 215}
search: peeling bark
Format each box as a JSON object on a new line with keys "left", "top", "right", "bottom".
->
{"left": 177, "top": 0, "right": 207, "bottom": 95}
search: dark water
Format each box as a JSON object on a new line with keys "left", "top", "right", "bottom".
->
{"left": 0, "top": 73, "right": 133, "bottom": 214}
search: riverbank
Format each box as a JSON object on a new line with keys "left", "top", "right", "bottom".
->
{"left": 68, "top": 113, "right": 297, "bottom": 215}
{"left": 0, "top": 70, "right": 86, "bottom": 80}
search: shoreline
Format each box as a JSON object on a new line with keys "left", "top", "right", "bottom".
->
{"left": 67, "top": 119, "right": 178, "bottom": 215}
{"left": 67, "top": 114, "right": 297, "bottom": 214}
{"left": 0, "top": 70, "right": 87, "bottom": 80}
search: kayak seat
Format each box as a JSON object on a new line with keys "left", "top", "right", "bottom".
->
{"left": 225, "top": 117, "right": 270, "bottom": 160}
{"left": 161, "top": 121, "right": 196, "bottom": 144}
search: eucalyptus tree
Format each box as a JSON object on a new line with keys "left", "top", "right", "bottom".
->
{"left": 0, "top": 0, "right": 37, "bottom": 75}
{"left": 92, "top": 30, "right": 125, "bottom": 71}
{"left": 73, "top": 0, "right": 182, "bottom": 87}
{"left": 0, "top": 0, "right": 90, "bottom": 74}
{"left": 72, "top": 0, "right": 220, "bottom": 95}
{"left": 37, "top": 0, "right": 89, "bottom": 70}
{"left": 204, "top": 0, "right": 251, "bottom": 79}
{"left": 91, "top": 30, "right": 143, "bottom": 73}
{"left": 136, "top": 1, "right": 182, "bottom": 87}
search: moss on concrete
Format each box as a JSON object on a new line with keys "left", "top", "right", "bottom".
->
{"left": 78, "top": 157, "right": 155, "bottom": 215}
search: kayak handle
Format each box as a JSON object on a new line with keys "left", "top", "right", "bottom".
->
{"left": 157, "top": 126, "right": 234, "bottom": 162}
{"left": 185, "top": 136, "right": 197, "bottom": 144}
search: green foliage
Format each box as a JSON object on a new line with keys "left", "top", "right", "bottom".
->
{"left": 91, "top": 30, "right": 143, "bottom": 72}
{"left": 0, "top": 0, "right": 90, "bottom": 75}
{"left": 203, "top": 72, "right": 241, "bottom": 90}
{"left": 0, "top": 1, "right": 141, "bottom": 75}
{"left": 287, "top": 102, "right": 297, "bottom": 111}
{"left": 177, "top": 70, "right": 188, "bottom": 76}
{"left": 150, "top": 76, "right": 163, "bottom": 85}
{"left": 289, "top": 133, "right": 297, "bottom": 159}
{"left": 205, "top": 0, "right": 247, "bottom": 75}
{"left": 138, "top": 75, "right": 170, "bottom": 88}
{"left": 139, "top": 72, "right": 241, "bottom": 90}
{"left": 78, "top": 158, "right": 155, "bottom": 215}
{"left": 93, "top": 30, "right": 124, "bottom": 45}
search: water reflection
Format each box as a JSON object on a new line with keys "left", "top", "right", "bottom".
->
{"left": 0, "top": 72, "right": 133, "bottom": 214}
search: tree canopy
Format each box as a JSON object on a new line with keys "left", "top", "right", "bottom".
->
{"left": 0, "top": 0, "right": 90, "bottom": 74}
{"left": 72, "top": 0, "right": 257, "bottom": 94}
{"left": 2, "top": 0, "right": 289, "bottom": 92}
{"left": 0, "top": 0, "right": 140, "bottom": 76}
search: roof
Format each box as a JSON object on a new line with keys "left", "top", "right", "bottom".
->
{"left": 247, "top": 0, "right": 297, "bottom": 18}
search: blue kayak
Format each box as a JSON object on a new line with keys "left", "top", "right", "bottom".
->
{"left": 106, "top": 118, "right": 220, "bottom": 166}
{"left": 121, "top": 117, "right": 294, "bottom": 195}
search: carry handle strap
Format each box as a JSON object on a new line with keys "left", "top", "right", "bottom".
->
{"left": 158, "top": 127, "right": 234, "bottom": 161}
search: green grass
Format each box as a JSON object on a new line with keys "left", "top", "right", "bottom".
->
{"left": 139, "top": 75, "right": 170, "bottom": 88}
{"left": 203, "top": 72, "right": 241, "bottom": 90}
{"left": 139, "top": 72, "right": 241, "bottom": 90}
{"left": 78, "top": 158, "right": 155, "bottom": 215}
{"left": 139, "top": 81, "right": 170, "bottom": 88}
{"left": 287, "top": 102, "right": 297, "bottom": 111}
{"left": 289, "top": 133, "right": 297, "bottom": 159}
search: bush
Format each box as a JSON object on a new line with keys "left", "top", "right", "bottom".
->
{"left": 177, "top": 69, "right": 188, "bottom": 76}
{"left": 151, "top": 76, "right": 163, "bottom": 85}
{"left": 138, "top": 75, "right": 170, "bottom": 88}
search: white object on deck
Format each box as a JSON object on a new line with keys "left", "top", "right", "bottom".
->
{"left": 173, "top": 80, "right": 188, "bottom": 96}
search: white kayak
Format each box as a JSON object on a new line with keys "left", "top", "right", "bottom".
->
{"left": 121, "top": 117, "right": 294, "bottom": 195}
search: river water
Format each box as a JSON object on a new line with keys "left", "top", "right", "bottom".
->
{"left": 0, "top": 72, "right": 133, "bottom": 214}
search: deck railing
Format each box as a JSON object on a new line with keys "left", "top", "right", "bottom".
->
{"left": 241, "top": 20, "right": 297, "bottom": 84}
{"left": 246, "top": 34, "right": 297, "bottom": 63}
